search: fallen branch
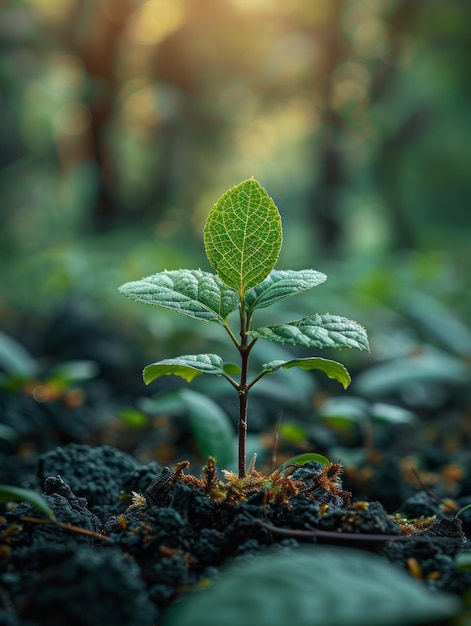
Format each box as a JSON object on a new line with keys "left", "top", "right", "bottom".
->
{"left": 253, "top": 519, "right": 463, "bottom": 545}
{"left": 19, "top": 516, "right": 110, "bottom": 541}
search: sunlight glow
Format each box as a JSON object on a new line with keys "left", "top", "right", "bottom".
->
{"left": 128, "top": 0, "right": 185, "bottom": 45}
{"left": 28, "top": 0, "right": 74, "bottom": 24}
{"left": 352, "top": 18, "right": 387, "bottom": 59}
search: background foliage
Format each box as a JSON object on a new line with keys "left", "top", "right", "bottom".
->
{"left": 0, "top": 0, "right": 470, "bottom": 451}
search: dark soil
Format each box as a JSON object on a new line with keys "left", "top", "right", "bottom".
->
{"left": 1, "top": 308, "right": 471, "bottom": 626}
{"left": 1, "top": 443, "right": 470, "bottom": 626}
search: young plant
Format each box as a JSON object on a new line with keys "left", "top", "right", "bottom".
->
{"left": 119, "top": 179, "right": 369, "bottom": 478}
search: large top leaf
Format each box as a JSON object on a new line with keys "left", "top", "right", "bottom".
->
{"left": 249, "top": 314, "right": 369, "bottom": 351}
{"left": 204, "top": 179, "right": 282, "bottom": 296}
{"left": 245, "top": 269, "right": 327, "bottom": 313}
{"left": 118, "top": 270, "right": 239, "bottom": 323}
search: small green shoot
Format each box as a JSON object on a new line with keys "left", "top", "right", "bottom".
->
{"left": 119, "top": 179, "right": 369, "bottom": 477}
{"left": 277, "top": 453, "right": 331, "bottom": 475}
{"left": 454, "top": 502, "right": 471, "bottom": 519}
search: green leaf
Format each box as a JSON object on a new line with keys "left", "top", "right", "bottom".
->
{"left": 48, "top": 360, "right": 99, "bottom": 384}
{"left": 261, "top": 358, "right": 351, "bottom": 389}
{"left": 0, "top": 331, "right": 38, "bottom": 378}
{"left": 118, "top": 270, "right": 239, "bottom": 323}
{"left": 370, "top": 402, "right": 418, "bottom": 425}
{"left": 278, "top": 423, "right": 309, "bottom": 445}
{"left": 244, "top": 269, "right": 327, "bottom": 313}
{"left": 249, "top": 314, "right": 369, "bottom": 351}
{"left": 401, "top": 289, "right": 471, "bottom": 358}
{"left": 223, "top": 363, "right": 242, "bottom": 375}
{"left": 456, "top": 551, "right": 471, "bottom": 572}
{"left": 0, "top": 424, "right": 20, "bottom": 444}
{"left": 138, "top": 390, "right": 235, "bottom": 467}
{"left": 161, "top": 546, "right": 460, "bottom": 626}
{"left": 353, "top": 346, "right": 470, "bottom": 397}
{"left": 318, "top": 396, "right": 370, "bottom": 423}
{"left": 179, "top": 389, "right": 235, "bottom": 467}
{"left": 277, "top": 453, "right": 331, "bottom": 474}
{"left": 204, "top": 179, "right": 282, "bottom": 296}
{"left": 143, "top": 354, "right": 232, "bottom": 384}
{"left": 118, "top": 407, "right": 149, "bottom": 430}
{"left": 0, "top": 485, "right": 53, "bottom": 518}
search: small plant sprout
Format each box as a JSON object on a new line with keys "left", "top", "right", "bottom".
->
{"left": 119, "top": 179, "right": 369, "bottom": 478}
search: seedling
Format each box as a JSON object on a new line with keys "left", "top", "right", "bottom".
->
{"left": 119, "top": 179, "right": 369, "bottom": 477}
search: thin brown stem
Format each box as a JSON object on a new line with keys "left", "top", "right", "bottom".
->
{"left": 253, "top": 519, "right": 462, "bottom": 545}
{"left": 223, "top": 321, "right": 241, "bottom": 349}
{"left": 238, "top": 364, "right": 248, "bottom": 475}
{"left": 19, "top": 516, "right": 110, "bottom": 541}
{"left": 237, "top": 301, "right": 250, "bottom": 478}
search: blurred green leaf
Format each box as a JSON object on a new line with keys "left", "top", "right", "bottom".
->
{"left": 0, "top": 485, "right": 53, "bottom": 518}
{"left": 118, "top": 407, "right": 149, "bottom": 430}
{"left": 328, "top": 446, "right": 367, "bottom": 467}
{"left": 48, "top": 360, "right": 99, "bottom": 384}
{"left": 138, "top": 393, "right": 185, "bottom": 415}
{"left": 162, "top": 546, "right": 460, "bottom": 626}
{"left": 0, "top": 331, "right": 38, "bottom": 379}
{"left": 0, "top": 424, "right": 20, "bottom": 444}
{"left": 455, "top": 551, "right": 471, "bottom": 572}
{"left": 401, "top": 290, "right": 471, "bottom": 357}
{"left": 319, "top": 396, "right": 369, "bottom": 423}
{"left": 139, "top": 389, "right": 235, "bottom": 467}
{"left": 353, "top": 346, "right": 470, "bottom": 397}
{"left": 370, "top": 402, "right": 418, "bottom": 425}
{"left": 278, "top": 422, "right": 309, "bottom": 445}
{"left": 179, "top": 389, "right": 235, "bottom": 467}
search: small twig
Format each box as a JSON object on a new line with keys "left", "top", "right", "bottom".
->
{"left": 271, "top": 413, "right": 283, "bottom": 472}
{"left": 253, "top": 519, "right": 462, "bottom": 545}
{"left": 409, "top": 466, "right": 444, "bottom": 504}
{"left": 247, "top": 453, "right": 257, "bottom": 475}
{"left": 19, "top": 516, "right": 110, "bottom": 541}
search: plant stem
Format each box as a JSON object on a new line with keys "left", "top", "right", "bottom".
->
{"left": 239, "top": 355, "right": 248, "bottom": 478}
{"left": 238, "top": 302, "right": 250, "bottom": 478}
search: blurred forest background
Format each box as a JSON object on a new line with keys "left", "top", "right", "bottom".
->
{"left": 1, "top": 0, "right": 470, "bottom": 428}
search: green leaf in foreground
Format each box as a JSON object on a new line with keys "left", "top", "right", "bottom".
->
{"left": 0, "top": 485, "right": 53, "bottom": 518}
{"left": 277, "top": 453, "right": 330, "bottom": 474}
{"left": 244, "top": 269, "right": 327, "bottom": 313}
{"left": 161, "top": 546, "right": 460, "bottom": 626}
{"left": 249, "top": 314, "right": 369, "bottom": 351}
{"left": 118, "top": 270, "right": 239, "bottom": 323}
{"left": 204, "top": 179, "right": 282, "bottom": 295}
{"left": 261, "top": 357, "right": 351, "bottom": 389}
{"left": 143, "top": 354, "right": 239, "bottom": 385}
